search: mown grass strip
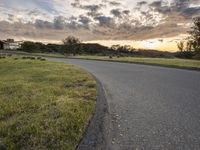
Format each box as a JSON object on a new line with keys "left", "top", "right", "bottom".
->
{"left": 70, "top": 55, "right": 200, "bottom": 69}
{"left": 0, "top": 50, "right": 66, "bottom": 58}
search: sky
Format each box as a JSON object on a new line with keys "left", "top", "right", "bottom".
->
{"left": 0, "top": 0, "right": 200, "bottom": 51}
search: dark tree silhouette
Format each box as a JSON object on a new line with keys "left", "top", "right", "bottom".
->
{"left": 188, "top": 17, "right": 200, "bottom": 53}
{"left": 63, "top": 36, "right": 80, "bottom": 46}
{"left": 62, "top": 36, "right": 81, "bottom": 55}
{"left": 177, "top": 41, "right": 184, "bottom": 52}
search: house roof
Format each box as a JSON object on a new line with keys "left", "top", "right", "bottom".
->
{"left": 0, "top": 40, "right": 23, "bottom": 44}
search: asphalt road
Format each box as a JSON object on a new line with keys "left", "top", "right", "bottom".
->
{"left": 53, "top": 58, "right": 200, "bottom": 150}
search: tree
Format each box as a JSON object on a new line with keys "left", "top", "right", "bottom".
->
{"left": 21, "top": 41, "right": 39, "bottom": 52}
{"left": 186, "top": 40, "right": 193, "bottom": 51}
{"left": 111, "top": 45, "right": 134, "bottom": 54}
{"left": 63, "top": 36, "right": 80, "bottom": 46}
{"left": 21, "top": 42, "right": 50, "bottom": 53}
{"left": 188, "top": 17, "right": 200, "bottom": 53}
{"left": 62, "top": 36, "right": 81, "bottom": 55}
{"left": 177, "top": 41, "right": 184, "bottom": 52}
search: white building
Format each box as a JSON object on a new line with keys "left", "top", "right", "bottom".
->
{"left": 0, "top": 39, "right": 22, "bottom": 50}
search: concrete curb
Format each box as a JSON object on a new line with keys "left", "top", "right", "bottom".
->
{"left": 76, "top": 75, "right": 111, "bottom": 150}
{"left": 1, "top": 52, "right": 112, "bottom": 149}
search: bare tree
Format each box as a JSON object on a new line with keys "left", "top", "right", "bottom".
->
{"left": 186, "top": 40, "right": 193, "bottom": 51}
{"left": 177, "top": 41, "right": 184, "bottom": 52}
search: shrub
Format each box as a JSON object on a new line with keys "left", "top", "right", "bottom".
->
{"left": 30, "top": 57, "right": 36, "bottom": 60}
{"left": 0, "top": 54, "right": 6, "bottom": 57}
{"left": 37, "top": 57, "right": 42, "bottom": 60}
{"left": 7, "top": 54, "right": 12, "bottom": 57}
{"left": 193, "top": 53, "right": 200, "bottom": 60}
{"left": 175, "top": 51, "right": 194, "bottom": 59}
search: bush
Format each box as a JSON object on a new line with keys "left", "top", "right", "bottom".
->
{"left": 7, "top": 54, "right": 12, "bottom": 57}
{"left": 36, "top": 57, "right": 45, "bottom": 61}
{"left": 21, "top": 41, "right": 50, "bottom": 53}
{"left": 30, "top": 57, "right": 36, "bottom": 60}
{"left": 0, "top": 54, "right": 6, "bottom": 57}
{"left": 175, "top": 51, "right": 194, "bottom": 59}
{"left": 21, "top": 56, "right": 36, "bottom": 60}
{"left": 0, "top": 54, "right": 6, "bottom": 59}
{"left": 193, "top": 53, "right": 200, "bottom": 60}
{"left": 40, "top": 58, "right": 46, "bottom": 61}
{"left": 37, "top": 57, "right": 42, "bottom": 60}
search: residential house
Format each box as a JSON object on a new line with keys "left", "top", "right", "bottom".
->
{"left": 0, "top": 39, "right": 22, "bottom": 50}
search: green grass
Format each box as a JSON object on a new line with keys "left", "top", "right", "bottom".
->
{"left": 70, "top": 55, "right": 200, "bottom": 69}
{"left": 0, "top": 50, "right": 66, "bottom": 58}
{"left": 1, "top": 50, "right": 200, "bottom": 69}
{"left": 0, "top": 56, "right": 96, "bottom": 149}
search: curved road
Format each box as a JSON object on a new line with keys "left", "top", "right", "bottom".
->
{"left": 54, "top": 58, "right": 200, "bottom": 150}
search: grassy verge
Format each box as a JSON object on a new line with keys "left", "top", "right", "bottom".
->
{"left": 70, "top": 55, "right": 200, "bottom": 69}
{"left": 0, "top": 56, "right": 96, "bottom": 149}
{"left": 1, "top": 50, "right": 200, "bottom": 69}
{"left": 0, "top": 50, "right": 66, "bottom": 58}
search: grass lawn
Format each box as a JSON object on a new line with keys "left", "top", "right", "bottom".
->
{"left": 0, "top": 50, "right": 66, "bottom": 58}
{"left": 0, "top": 56, "right": 96, "bottom": 149}
{"left": 70, "top": 55, "right": 200, "bottom": 69}
{"left": 1, "top": 50, "right": 200, "bottom": 69}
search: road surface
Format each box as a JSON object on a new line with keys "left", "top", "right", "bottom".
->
{"left": 53, "top": 58, "right": 200, "bottom": 150}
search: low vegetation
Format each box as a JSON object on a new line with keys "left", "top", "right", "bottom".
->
{"left": 70, "top": 55, "right": 200, "bottom": 69}
{"left": 0, "top": 49, "right": 65, "bottom": 58}
{"left": 1, "top": 51, "right": 200, "bottom": 69}
{"left": 0, "top": 56, "right": 96, "bottom": 149}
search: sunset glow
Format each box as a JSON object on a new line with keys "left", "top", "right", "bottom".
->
{"left": 85, "top": 34, "right": 188, "bottom": 52}
{"left": 0, "top": 0, "right": 200, "bottom": 51}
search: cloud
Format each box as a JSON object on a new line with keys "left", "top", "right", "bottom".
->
{"left": 94, "top": 16, "right": 114, "bottom": 27}
{"left": 123, "top": 10, "right": 130, "bottom": 15}
{"left": 71, "top": 0, "right": 104, "bottom": 13}
{"left": 0, "top": 0, "right": 200, "bottom": 43}
{"left": 149, "top": 1, "right": 162, "bottom": 8}
{"left": 34, "top": 19, "right": 53, "bottom": 29}
{"left": 181, "top": 7, "right": 200, "bottom": 18}
{"left": 78, "top": 15, "right": 91, "bottom": 28}
{"left": 137, "top": 1, "right": 148, "bottom": 6}
{"left": 83, "top": 5, "right": 103, "bottom": 12}
{"left": 109, "top": 1, "right": 122, "bottom": 6}
{"left": 110, "top": 9, "right": 122, "bottom": 17}
{"left": 53, "top": 16, "right": 67, "bottom": 29}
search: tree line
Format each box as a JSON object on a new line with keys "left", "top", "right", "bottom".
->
{"left": 20, "top": 39, "right": 174, "bottom": 58}
{"left": 20, "top": 36, "right": 138, "bottom": 56}
{"left": 20, "top": 17, "right": 200, "bottom": 59}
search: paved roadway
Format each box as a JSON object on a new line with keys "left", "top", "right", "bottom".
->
{"left": 54, "top": 58, "right": 200, "bottom": 150}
